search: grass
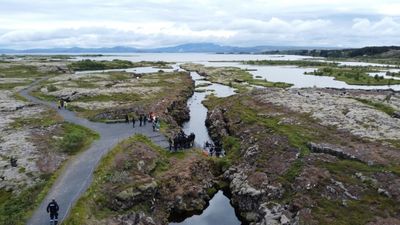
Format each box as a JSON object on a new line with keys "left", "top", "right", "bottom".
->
{"left": 305, "top": 66, "right": 400, "bottom": 85}
{"left": 353, "top": 98, "right": 396, "bottom": 116}
{"left": 0, "top": 123, "right": 98, "bottom": 225}
{"left": 58, "top": 122, "right": 100, "bottom": 154}
{"left": 68, "top": 59, "right": 172, "bottom": 71}
{"left": 75, "top": 92, "right": 142, "bottom": 102}
{"left": 64, "top": 134, "right": 186, "bottom": 224}
{"left": 0, "top": 81, "right": 32, "bottom": 90}
{"left": 12, "top": 92, "right": 28, "bottom": 102}
{"left": 9, "top": 109, "right": 61, "bottom": 129}
{"left": 0, "top": 64, "right": 49, "bottom": 78}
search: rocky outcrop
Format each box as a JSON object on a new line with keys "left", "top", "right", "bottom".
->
{"left": 205, "top": 107, "right": 229, "bottom": 142}
{"left": 307, "top": 142, "right": 362, "bottom": 162}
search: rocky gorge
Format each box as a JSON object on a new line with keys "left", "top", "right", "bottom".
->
{"left": 204, "top": 87, "right": 400, "bottom": 225}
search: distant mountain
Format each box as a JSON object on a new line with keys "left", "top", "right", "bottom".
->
{"left": 0, "top": 43, "right": 328, "bottom": 54}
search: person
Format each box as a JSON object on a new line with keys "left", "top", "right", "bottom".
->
{"left": 64, "top": 101, "right": 68, "bottom": 109}
{"left": 139, "top": 115, "right": 143, "bottom": 127}
{"left": 125, "top": 114, "right": 129, "bottom": 124}
{"left": 152, "top": 120, "right": 156, "bottom": 131}
{"left": 47, "top": 199, "right": 59, "bottom": 225}
{"left": 60, "top": 100, "right": 64, "bottom": 109}
{"left": 132, "top": 116, "right": 136, "bottom": 128}
{"left": 143, "top": 115, "right": 147, "bottom": 126}
{"left": 168, "top": 137, "right": 173, "bottom": 151}
{"left": 58, "top": 100, "right": 62, "bottom": 109}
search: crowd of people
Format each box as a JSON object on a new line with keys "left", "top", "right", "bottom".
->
{"left": 57, "top": 99, "right": 68, "bottom": 109}
{"left": 126, "top": 112, "right": 161, "bottom": 131}
{"left": 204, "top": 141, "right": 224, "bottom": 157}
{"left": 168, "top": 131, "right": 195, "bottom": 151}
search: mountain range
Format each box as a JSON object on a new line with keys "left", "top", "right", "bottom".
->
{"left": 0, "top": 43, "right": 332, "bottom": 54}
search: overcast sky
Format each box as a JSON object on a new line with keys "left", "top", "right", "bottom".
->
{"left": 0, "top": 0, "right": 399, "bottom": 49}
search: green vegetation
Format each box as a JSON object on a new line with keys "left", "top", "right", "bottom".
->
{"left": 68, "top": 59, "right": 172, "bottom": 71}
{"left": 64, "top": 134, "right": 189, "bottom": 224}
{"left": 75, "top": 93, "right": 142, "bottom": 102}
{"left": 0, "top": 65, "right": 49, "bottom": 78}
{"left": 0, "top": 81, "right": 31, "bottom": 90}
{"left": 305, "top": 67, "right": 400, "bottom": 85}
{"left": 9, "top": 109, "right": 61, "bottom": 129}
{"left": 46, "top": 84, "right": 58, "bottom": 92}
{"left": 244, "top": 60, "right": 337, "bottom": 67}
{"left": 181, "top": 63, "right": 292, "bottom": 92}
{"left": 59, "top": 122, "right": 99, "bottom": 154}
{"left": 353, "top": 98, "right": 396, "bottom": 116}
{"left": 262, "top": 46, "right": 400, "bottom": 66}
{"left": 0, "top": 180, "right": 49, "bottom": 225}
{"left": 0, "top": 122, "right": 98, "bottom": 225}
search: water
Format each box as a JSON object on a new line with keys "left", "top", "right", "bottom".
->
{"left": 169, "top": 191, "right": 241, "bottom": 225}
{"left": 182, "top": 72, "right": 236, "bottom": 147}
{"left": 76, "top": 52, "right": 311, "bottom": 62}
{"left": 202, "top": 61, "right": 400, "bottom": 90}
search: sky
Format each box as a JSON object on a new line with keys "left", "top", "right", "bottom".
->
{"left": 0, "top": 0, "right": 399, "bottom": 49}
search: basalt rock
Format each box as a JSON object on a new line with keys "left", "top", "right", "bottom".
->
{"left": 307, "top": 142, "right": 362, "bottom": 162}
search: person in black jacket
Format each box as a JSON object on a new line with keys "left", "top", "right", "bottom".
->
{"left": 47, "top": 199, "right": 59, "bottom": 225}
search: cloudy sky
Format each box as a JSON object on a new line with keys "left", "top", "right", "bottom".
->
{"left": 0, "top": 0, "right": 399, "bottom": 49}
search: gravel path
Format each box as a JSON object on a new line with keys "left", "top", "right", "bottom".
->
{"left": 21, "top": 78, "right": 169, "bottom": 225}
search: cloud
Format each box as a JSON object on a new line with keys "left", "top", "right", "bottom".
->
{"left": 0, "top": 0, "right": 399, "bottom": 48}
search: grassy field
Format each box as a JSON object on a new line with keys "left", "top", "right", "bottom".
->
{"left": 0, "top": 113, "right": 99, "bottom": 225}
{"left": 63, "top": 134, "right": 192, "bottom": 224}
{"left": 68, "top": 59, "right": 172, "bottom": 71}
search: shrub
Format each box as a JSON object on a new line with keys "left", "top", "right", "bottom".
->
{"left": 46, "top": 84, "right": 58, "bottom": 92}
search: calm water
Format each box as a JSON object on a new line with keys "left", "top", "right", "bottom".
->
{"left": 182, "top": 71, "right": 236, "bottom": 147}
{"left": 169, "top": 191, "right": 241, "bottom": 225}
{"left": 76, "top": 52, "right": 310, "bottom": 62}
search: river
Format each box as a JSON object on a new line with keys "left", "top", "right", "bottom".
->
{"left": 73, "top": 53, "right": 400, "bottom": 225}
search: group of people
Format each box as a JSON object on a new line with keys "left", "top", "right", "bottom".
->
{"left": 169, "top": 131, "right": 195, "bottom": 151}
{"left": 204, "top": 141, "right": 224, "bottom": 157}
{"left": 57, "top": 99, "right": 67, "bottom": 109}
{"left": 125, "top": 112, "right": 160, "bottom": 131}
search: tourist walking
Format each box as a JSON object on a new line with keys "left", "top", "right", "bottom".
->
{"left": 143, "top": 115, "right": 147, "bottom": 126}
{"left": 46, "top": 199, "right": 59, "bottom": 225}
{"left": 132, "top": 116, "right": 136, "bottom": 128}
{"left": 139, "top": 115, "right": 143, "bottom": 127}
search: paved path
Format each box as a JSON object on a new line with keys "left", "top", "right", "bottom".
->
{"left": 21, "top": 78, "right": 169, "bottom": 225}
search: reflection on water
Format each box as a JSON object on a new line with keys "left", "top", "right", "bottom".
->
{"left": 169, "top": 191, "right": 241, "bottom": 225}
{"left": 203, "top": 61, "right": 400, "bottom": 91}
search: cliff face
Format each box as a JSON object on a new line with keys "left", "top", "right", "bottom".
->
{"left": 204, "top": 89, "right": 400, "bottom": 225}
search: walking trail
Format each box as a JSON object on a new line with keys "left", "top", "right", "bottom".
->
{"left": 20, "top": 78, "right": 169, "bottom": 225}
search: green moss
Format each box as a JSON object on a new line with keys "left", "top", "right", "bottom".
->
{"left": 353, "top": 98, "right": 396, "bottom": 116}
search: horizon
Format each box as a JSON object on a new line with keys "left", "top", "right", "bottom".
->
{"left": 1, "top": 1, "right": 400, "bottom": 49}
